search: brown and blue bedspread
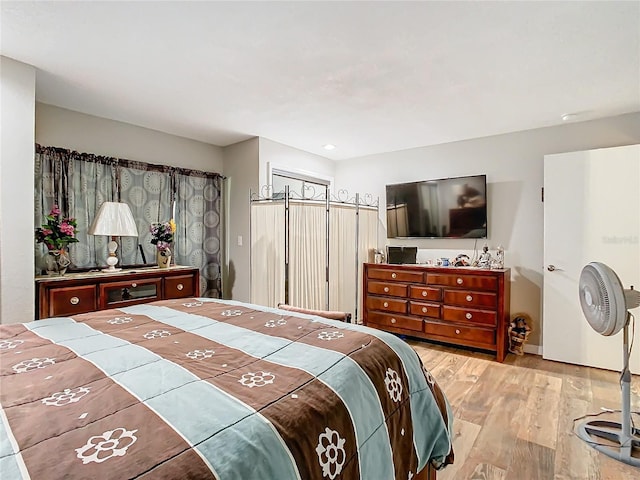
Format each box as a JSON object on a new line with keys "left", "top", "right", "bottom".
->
{"left": 0, "top": 298, "right": 453, "bottom": 479}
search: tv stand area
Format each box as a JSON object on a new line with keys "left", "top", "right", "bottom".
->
{"left": 363, "top": 263, "right": 511, "bottom": 361}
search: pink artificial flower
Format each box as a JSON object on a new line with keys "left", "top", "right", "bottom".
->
{"left": 50, "top": 205, "right": 61, "bottom": 216}
{"left": 41, "top": 228, "right": 53, "bottom": 236}
{"left": 59, "top": 223, "right": 75, "bottom": 236}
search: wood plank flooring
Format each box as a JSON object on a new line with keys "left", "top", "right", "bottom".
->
{"left": 408, "top": 341, "right": 640, "bottom": 480}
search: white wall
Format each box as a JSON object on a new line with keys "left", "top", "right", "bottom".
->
{"left": 335, "top": 112, "right": 640, "bottom": 348}
{"left": 0, "top": 57, "right": 36, "bottom": 324}
{"left": 222, "top": 138, "right": 259, "bottom": 302}
{"left": 258, "top": 137, "right": 335, "bottom": 189}
{"left": 36, "top": 103, "right": 224, "bottom": 172}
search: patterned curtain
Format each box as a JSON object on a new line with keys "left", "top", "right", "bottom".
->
{"left": 174, "top": 170, "right": 223, "bottom": 298}
{"left": 35, "top": 146, "right": 117, "bottom": 269}
{"left": 117, "top": 162, "right": 173, "bottom": 266}
{"left": 34, "top": 145, "right": 224, "bottom": 299}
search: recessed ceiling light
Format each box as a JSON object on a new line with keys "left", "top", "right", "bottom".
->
{"left": 561, "top": 113, "right": 579, "bottom": 122}
{"left": 323, "top": 144, "right": 336, "bottom": 151}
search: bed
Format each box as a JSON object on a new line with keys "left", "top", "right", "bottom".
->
{"left": 0, "top": 298, "right": 453, "bottom": 479}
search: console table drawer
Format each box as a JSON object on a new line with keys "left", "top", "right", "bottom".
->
{"left": 366, "top": 296, "right": 407, "bottom": 313}
{"left": 165, "top": 275, "right": 196, "bottom": 299}
{"left": 442, "top": 305, "right": 497, "bottom": 327}
{"left": 48, "top": 285, "right": 97, "bottom": 318}
{"left": 368, "top": 312, "right": 422, "bottom": 331}
{"left": 100, "top": 279, "right": 161, "bottom": 308}
{"left": 368, "top": 281, "right": 408, "bottom": 297}
{"left": 424, "top": 321, "right": 495, "bottom": 345}
{"left": 427, "top": 273, "right": 497, "bottom": 290}
{"left": 409, "top": 286, "right": 442, "bottom": 302}
{"left": 444, "top": 290, "right": 497, "bottom": 308}
{"left": 368, "top": 268, "right": 424, "bottom": 283}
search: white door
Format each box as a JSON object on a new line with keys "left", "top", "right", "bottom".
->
{"left": 543, "top": 144, "right": 640, "bottom": 373}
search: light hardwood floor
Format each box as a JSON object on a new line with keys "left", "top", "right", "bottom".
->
{"left": 409, "top": 340, "right": 640, "bottom": 480}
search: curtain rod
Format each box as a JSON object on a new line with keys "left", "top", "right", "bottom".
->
{"left": 35, "top": 144, "right": 225, "bottom": 180}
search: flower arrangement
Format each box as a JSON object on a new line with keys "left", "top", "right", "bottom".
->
{"left": 150, "top": 219, "right": 176, "bottom": 251}
{"left": 35, "top": 205, "right": 79, "bottom": 251}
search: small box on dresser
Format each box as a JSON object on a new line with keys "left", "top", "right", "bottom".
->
{"left": 363, "top": 263, "right": 511, "bottom": 361}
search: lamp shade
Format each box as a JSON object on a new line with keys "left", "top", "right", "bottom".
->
{"left": 89, "top": 202, "right": 138, "bottom": 237}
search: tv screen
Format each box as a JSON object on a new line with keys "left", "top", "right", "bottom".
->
{"left": 386, "top": 174, "right": 487, "bottom": 238}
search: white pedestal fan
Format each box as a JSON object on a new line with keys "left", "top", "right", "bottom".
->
{"left": 577, "top": 262, "right": 640, "bottom": 467}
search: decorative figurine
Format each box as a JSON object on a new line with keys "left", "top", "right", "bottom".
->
{"left": 478, "top": 244, "right": 492, "bottom": 268}
{"left": 508, "top": 315, "right": 532, "bottom": 355}
{"left": 493, "top": 245, "right": 505, "bottom": 269}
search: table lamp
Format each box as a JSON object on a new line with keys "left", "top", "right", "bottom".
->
{"left": 89, "top": 202, "right": 139, "bottom": 272}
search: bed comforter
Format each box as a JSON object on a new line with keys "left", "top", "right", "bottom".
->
{"left": 0, "top": 298, "right": 453, "bottom": 479}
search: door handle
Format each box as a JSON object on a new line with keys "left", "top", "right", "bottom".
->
{"left": 547, "top": 264, "right": 563, "bottom": 272}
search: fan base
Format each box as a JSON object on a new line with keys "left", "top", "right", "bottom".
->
{"left": 577, "top": 420, "right": 640, "bottom": 467}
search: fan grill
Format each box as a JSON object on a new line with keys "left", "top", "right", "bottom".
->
{"left": 579, "top": 262, "right": 627, "bottom": 337}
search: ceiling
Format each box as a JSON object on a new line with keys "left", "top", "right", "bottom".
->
{"left": 2, "top": 1, "right": 639, "bottom": 160}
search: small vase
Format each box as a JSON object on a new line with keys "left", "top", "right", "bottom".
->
{"left": 44, "top": 249, "right": 71, "bottom": 276}
{"left": 157, "top": 248, "right": 172, "bottom": 269}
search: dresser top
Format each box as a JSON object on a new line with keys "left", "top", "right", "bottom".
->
{"left": 35, "top": 265, "right": 198, "bottom": 283}
{"left": 365, "top": 263, "right": 510, "bottom": 275}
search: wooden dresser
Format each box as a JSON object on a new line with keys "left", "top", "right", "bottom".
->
{"left": 35, "top": 266, "right": 200, "bottom": 319}
{"left": 363, "top": 263, "right": 511, "bottom": 361}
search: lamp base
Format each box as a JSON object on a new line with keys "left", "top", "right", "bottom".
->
{"left": 101, "top": 266, "right": 122, "bottom": 273}
{"left": 101, "top": 240, "right": 121, "bottom": 272}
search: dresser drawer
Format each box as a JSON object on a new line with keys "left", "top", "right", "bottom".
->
{"left": 409, "top": 301, "right": 441, "bottom": 319}
{"left": 409, "top": 285, "right": 442, "bottom": 302}
{"left": 366, "top": 296, "right": 407, "bottom": 314}
{"left": 165, "top": 274, "right": 196, "bottom": 299}
{"left": 424, "top": 321, "right": 495, "bottom": 345}
{"left": 368, "top": 312, "right": 422, "bottom": 331}
{"left": 47, "top": 285, "right": 97, "bottom": 317}
{"left": 368, "top": 281, "right": 408, "bottom": 297}
{"left": 427, "top": 273, "right": 497, "bottom": 291}
{"left": 444, "top": 290, "right": 497, "bottom": 308}
{"left": 368, "top": 268, "right": 424, "bottom": 283}
{"left": 442, "top": 306, "right": 497, "bottom": 327}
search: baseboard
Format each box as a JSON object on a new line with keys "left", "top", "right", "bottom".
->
{"left": 523, "top": 344, "right": 542, "bottom": 355}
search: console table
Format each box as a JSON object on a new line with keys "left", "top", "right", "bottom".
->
{"left": 35, "top": 266, "right": 200, "bottom": 319}
{"left": 363, "top": 263, "right": 511, "bottom": 361}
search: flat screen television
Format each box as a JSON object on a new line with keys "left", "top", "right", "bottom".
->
{"left": 386, "top": 174, "right": 487, "bottom": 238}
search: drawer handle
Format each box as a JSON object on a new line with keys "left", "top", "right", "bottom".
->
{"left": 391, "top": 318, "right": 397, "bottom": 324}
{"left": 455, "top": 329, "right": 461, "bottom": 334}
{"left": 422, "top": 307, "right": 428, "bottom": 313}
{"left": 177, "top": 283, "right": 184, "bottom": 291}
{"left": 422, "top": 291, "right": 427, "bottom": 297}
{"left": 70, "top": 296, "right": 80, "bottom": 305}
{"left": 456, "top": 278, "right": 463, "bottom": 285}
{"left": 131, "top": 283, "right": 137, "bottom": 288}
{"left": 466, "top": 295, "right": 473, "bottom": 302}
{"left": 391, "top": 273, "right": 397, "bottom": 279}
{"left": 383, "top": 302, "right": 389, "bottom": 308}
{"left": 466, "top": 312, "right": 473, "bottom": 320}
{"left": 384, "top": 287, "right": 389, "bottom": 293}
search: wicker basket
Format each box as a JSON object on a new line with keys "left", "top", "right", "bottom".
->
{"left": 508, "top": 314, "right": 532, "bottom": 356}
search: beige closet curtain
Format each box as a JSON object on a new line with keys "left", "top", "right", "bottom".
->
{"left": 357, "top": 208, "right": 379, "bottom": 322}
{"left": 250, "top": 198, "right": 378, "bottom": 318}
{"left": 329, "top": 205, "right": 357, "bottom": 314}
{"left": 289, "top": 202, "right": 327, "bottom": 310}
{"left": 250, "top": 202, "right": 286, "bottom": 307}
